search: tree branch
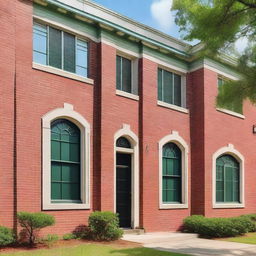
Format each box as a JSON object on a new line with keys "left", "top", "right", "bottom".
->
{"left": 237, "top": 0, "right": 256, "bottom": 8}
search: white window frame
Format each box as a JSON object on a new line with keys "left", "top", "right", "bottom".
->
{"left": 212, "top": 144, "right": 245, "bottom": 209}
{"left": 33, "top": 20, "right": 89, "bottom": 79}
{"left": 116, "top": 51, "right": 139, "bottom": 96}
{"left": 157, "top": 66, "right": 187, "bottom": 109}
{"left": 159, "top": 131, "right": 189, "bottom": 209}
{"left": 42, "top": 103, "right": 90, "bottom": 210}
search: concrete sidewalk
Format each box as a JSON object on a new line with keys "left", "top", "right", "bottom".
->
{"left": 122, "top": 232, "right": 256, "bottom": 256}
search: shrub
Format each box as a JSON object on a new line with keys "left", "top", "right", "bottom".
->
{"left": 88, "top": 211, "right": 123, "bottom": 241}
{"left": 183, "top": 215, "right": 204, "bottom": 233}
{"left": 63, "top": 233, "right": 76, "bottom": 240}
{"left": 73, "top": 225, "right": 91, "bottom": 239}
{"left": 183, "top": 215, "right": 254, "bottom": 238}
{"left": 0, "top": 226, "right": 15, "bottom": 247}
{"left": 17, "top": 212, "right": 55, "bottom": 245}
{"left": 41, "top": 234, "right": 58, "bottom": 248}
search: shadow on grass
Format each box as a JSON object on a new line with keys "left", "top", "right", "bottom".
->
{"left": 110, "top": 247, "right": 189, "bottom": 256}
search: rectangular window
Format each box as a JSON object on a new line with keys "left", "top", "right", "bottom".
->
{"left": 116, "top": 55, "right": 132, "bottom": 93}
{"left": 33, "top": 23, "right": 47, "bottom": 65}
{"left": 217, "top": 77, "right": 243, "bottom": 114}
{"left": 33, "top": 22, "right": 88, "bottom": 78}
{"left": 158, "top": 68, "right": 183, "bottom": 107}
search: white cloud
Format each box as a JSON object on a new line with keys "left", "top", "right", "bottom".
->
{"left": 235, "top": 37, "right": 248, "bottom": 53}
{"left": 150, "top": 0, "right": 174, "bottom": 32}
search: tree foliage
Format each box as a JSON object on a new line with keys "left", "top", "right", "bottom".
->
{"left": 172, "top": 0, "right": 256, "bottom": 107}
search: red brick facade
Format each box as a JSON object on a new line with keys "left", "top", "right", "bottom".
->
{"left": 1, "top": 0, "right": 256, "bottom": 235}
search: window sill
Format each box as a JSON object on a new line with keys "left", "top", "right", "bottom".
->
{"left": 157, "top": 101, "right": 189, "bottom": 114}
{"left": 213, "top": 203, "right": 244, "bottom": 209}
{"left": 116, "top": 90, "right": 139, "bottom": 101}
{"left": 43, "top": 203, "right": 90, "bottom": 210}
{"left": 159, "top": 203, "right": 188, "bottom": 209}
{"left": 216, "top": 108, "right": 245, "bottom": 119}
{"left": 32, "top": 62, "right": 94, "bottom": 85}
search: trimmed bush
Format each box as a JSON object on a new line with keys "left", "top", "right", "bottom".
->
{"left": 17, "top": 212, "right": 55, "bottom": 245}
{"left": 63, "top": 233, "right": 76, "bottom": 240}
{"left": 183, "top": 215, "right": 254, "bottom": 238}
{"left": 0, "top": 226, "right": 15, "bottom": 247}
{"left": 88, "top": 211, "right": 123, "bottom": 241}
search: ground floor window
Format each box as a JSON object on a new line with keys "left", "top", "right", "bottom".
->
{"left": 216, "top": 154, "right": 240, "bottom": 203}
{"left": 51, "top": 119, "right": 81, "bottom": 202}
{"left": 162, "top": 142, "right": 182, "bottom": 203}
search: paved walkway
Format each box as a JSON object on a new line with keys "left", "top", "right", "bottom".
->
{"left": 122, "top": 232, "right": 256, "bottom": 256}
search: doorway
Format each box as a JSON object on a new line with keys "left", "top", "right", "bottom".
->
{"left": 116, "top": 153, "right": 132, "bottom": 228}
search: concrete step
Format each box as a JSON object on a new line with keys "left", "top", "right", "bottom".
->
{"left": 123, "top": 232, "right": 198, "bottom": 244}
{"left": 122, "top": 228, "right": 145, "bottom": 235}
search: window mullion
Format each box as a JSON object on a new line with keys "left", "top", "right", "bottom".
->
{"left": 47, "top": 25, "right": 49, "bottom": 65}
{"left": 61, "top": 31, "right": 64, "bottom": 70}
{"left": 162, "top": 69, "right": 164, "bottom": 101}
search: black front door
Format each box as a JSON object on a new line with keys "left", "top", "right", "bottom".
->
{"left": 116, "top": 153, "right": 131, "bottom": 228}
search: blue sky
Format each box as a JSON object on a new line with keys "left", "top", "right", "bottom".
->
{"left": 92, "top": 0, "right": 182, "bottom": 40}
{"left": 92, "top": 0, "right": 248, "bottom": 51}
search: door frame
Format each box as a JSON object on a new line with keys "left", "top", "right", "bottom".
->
{"left": 114, "top": 124, "right": 139, "bottom": 229}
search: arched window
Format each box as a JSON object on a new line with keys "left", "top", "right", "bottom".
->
{"left": 216, "top": 154, "right": 240, "bottom": 203}
{"left": 162, "top": 143, "right": 182, "bottom": 203}
{"left": 51, "top": 119, "right": 81, "bottom": 202}
{"left": 116, "top": 137, "right": 131, "bottom": 148}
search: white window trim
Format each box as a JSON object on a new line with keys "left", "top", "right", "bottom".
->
{"left": 212, "top": 144, "right": 245, "bottom": 209}
{"left": 157, "top": 101, "right": 189, "bottom": 114}
{"left": 159, "top": 131, "right": 189, "bottom": 209}
{"left": 116, "top": 90, "right": 139, "bottom": 101}
{"left": 114, "top": 124, "right": 139, "bottom": 229}
{"left": 116, "top": 52, "right": 138, "bottom": 96}
{"left": 158, "top": 67, "right": 187, "bottom": 109}
{"left": 42, "top": 103, "right": 90, "bottom": 210}
{"left": 33, "top": 63, "right": 94, "bottom": 84}
{"left": 216, "top": 108, "right": 245, "bottom": 119}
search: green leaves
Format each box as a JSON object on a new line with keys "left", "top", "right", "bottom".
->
{"left": 173, "top": 0, "right": 256, "bottom": 106}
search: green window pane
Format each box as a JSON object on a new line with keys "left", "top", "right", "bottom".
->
{"left": 174, "top": 74, "right": 182, "bottom": 107}
{"left": 62, "top": 183, "right": 80, "bottom": 200}
{"left": 49, "top": 27, "right": 62, "bottom": 69}
{"left": 158, "top": 68, "right": 163, "bottom": 101}
{"left": 51, "top": 140, "right": 60, "bottom": 161}
{"left": 63, "top": 32, "right": 75, "bottom": 73}
{"left": 163, "top": 70, "right": 173, "bottom": 104}
{"left": 51, "top": 182, "right": 61, "bottom": 200}
{"left": 122, "top": 57, "right": 132, "bottom": 93}
{"left": 51, "top": 163, "right": 61, "bottom": 181}
{"left": 116, "top": 56, "right": 121, "bottom": 90}
{"left": 62, "top": 164, "right": 80, "bottom": 183}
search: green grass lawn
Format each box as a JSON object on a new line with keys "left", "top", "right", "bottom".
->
{"left": 1, "top": 244, "right": 189, "bottom": 256}
{"left": 223, "top": 233, "right": 256, "bottom": 245}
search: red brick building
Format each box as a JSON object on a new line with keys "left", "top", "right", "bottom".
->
{"left": 1, "top": 0, "right": 256, "bottom": 235}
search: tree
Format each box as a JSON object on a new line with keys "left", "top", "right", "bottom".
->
{"left": 172, "top": 0, "right": 256, "bottom": 108}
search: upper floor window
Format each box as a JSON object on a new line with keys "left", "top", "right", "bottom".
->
{"left": 158, "top": 68, "right": 185, "bottom": 108}
{"left": 33, "top": 22, "right": 88, "bottom": 77}
{"left": 116, "top": 55, "right": 132, "bottom": 93}
{"left": 217, "top": 77, "right": 242, "bottom": 114}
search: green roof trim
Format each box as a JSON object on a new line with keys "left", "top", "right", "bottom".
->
{"left": 43, "top": 0, "right": 190, "bottom": 57}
